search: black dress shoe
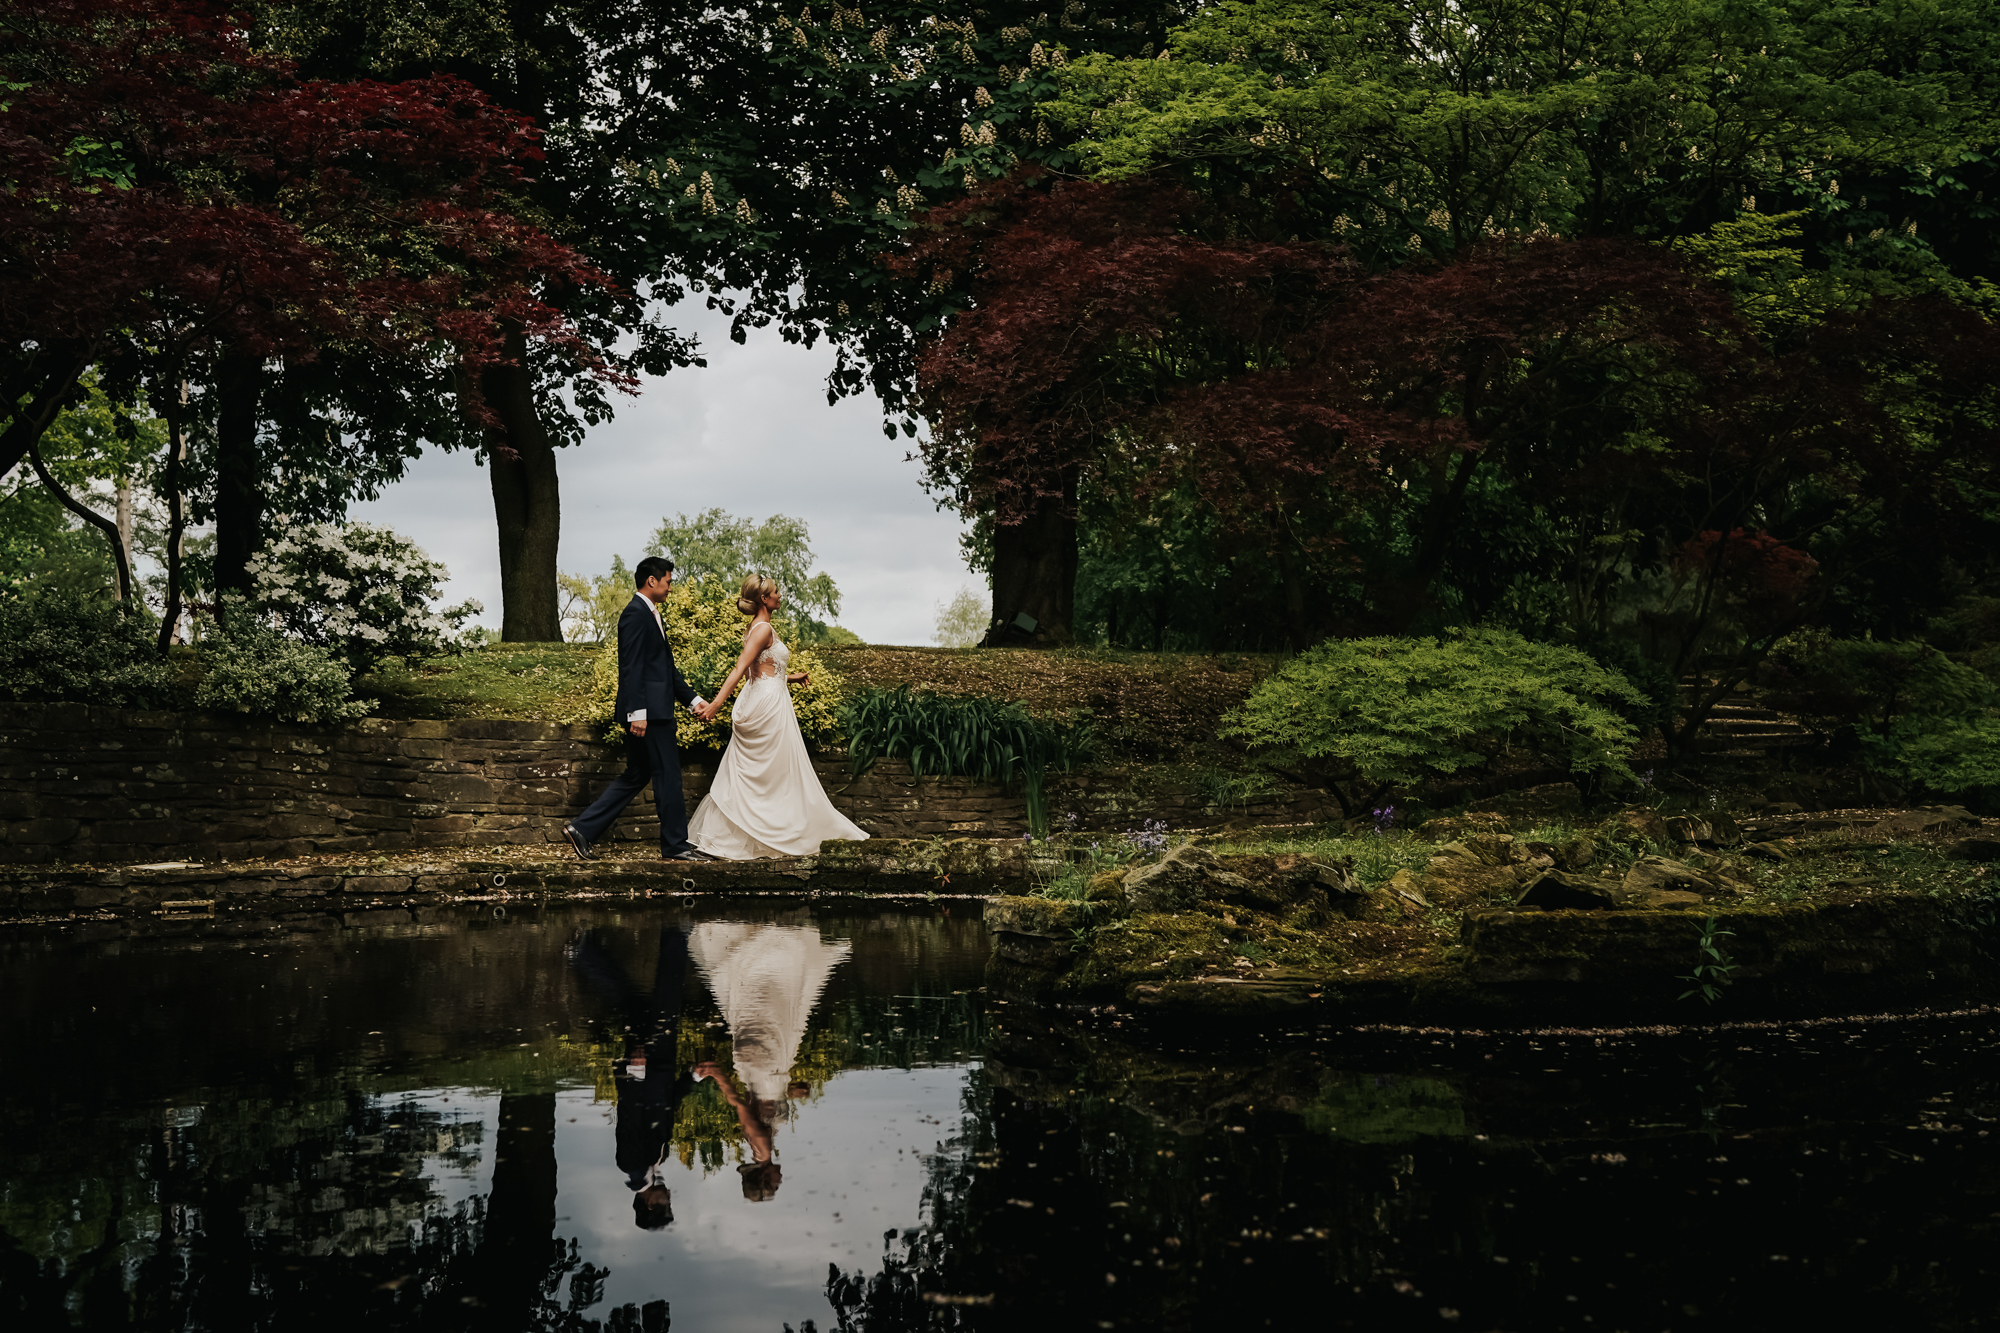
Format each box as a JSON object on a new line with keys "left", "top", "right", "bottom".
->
{"left": 667, "top": 848, "right": 716, "bottom": 862}
{"left": 561, "top": 823, "right": 592, "bottom": 862}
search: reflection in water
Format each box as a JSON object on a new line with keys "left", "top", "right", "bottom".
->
{"left": 689, "top": 922, "right": 852, "bottom": 1204}
{"left": 3, "top": 902, "right": 1999, "bottom": 1329}
{"left": 567, "top": 926, "right": 696, "bottom": 1230}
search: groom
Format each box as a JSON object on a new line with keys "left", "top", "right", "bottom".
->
{"left": 563, "top": 556, "right": 714, "bottom": 862}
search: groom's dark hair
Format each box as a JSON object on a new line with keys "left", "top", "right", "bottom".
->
{"left": 633, "top": 556, "right": 675, "bottom": 587}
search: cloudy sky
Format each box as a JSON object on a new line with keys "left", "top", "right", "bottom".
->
{"left": 350, "top": 301, "right": 977, "bottom": 646}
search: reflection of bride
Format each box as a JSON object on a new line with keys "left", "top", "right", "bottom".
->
{"left": 688, "top": 575, "right": 868, "bottom": 859}
{"left": 688, "top": 921, "right": 851, "bottom": 1201}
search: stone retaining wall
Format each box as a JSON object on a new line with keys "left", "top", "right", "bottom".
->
{"left": 0, "top": 703, "right": 1338, "bottom": 865}
{"left": 0, "top": 836, "right": 1038, "bottom": 919}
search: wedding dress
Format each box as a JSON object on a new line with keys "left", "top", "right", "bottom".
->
{"left": 688, "top": 629, "right": 869, "bottom": 858}
{"left": 687, "top": 922, "right": 850, "bottom": 1103}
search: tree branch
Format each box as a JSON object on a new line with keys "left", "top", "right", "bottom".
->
{"left": 26, "top": 438, "right": 132, "bottom": 602}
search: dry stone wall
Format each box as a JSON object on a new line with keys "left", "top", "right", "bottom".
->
{"left": 0, "top": 703, "right": 1338, "bottom": 865}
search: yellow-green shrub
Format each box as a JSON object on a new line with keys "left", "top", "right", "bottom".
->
{"left": 552, "top": 576, "right": 845, "bottom": 748}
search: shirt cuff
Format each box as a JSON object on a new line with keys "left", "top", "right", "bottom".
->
{"left": 627, "top": 709, "right": 647, "bottom": 722}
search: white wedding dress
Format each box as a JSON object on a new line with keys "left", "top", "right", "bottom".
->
{"left": 688, "top": 629, "right": 869, "bottom": 858}
{"left": 687, "top": 922, "right": 850, "bottom": 1102}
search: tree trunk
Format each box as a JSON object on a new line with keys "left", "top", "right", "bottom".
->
{"left": 212, "top": 352, "right": 265, "bottom": 600}
{"left": 26, "top": 439, "right": 131, "bottom": 602}
{"left": 116, "top": 475, "right": 133, "bottom": 571}
{"left": 155, "top": 385, "right": 190, "bottom": 656}
{"left": 481, "top": 342, "right": 564, "bottom": 642}
{"left": 982, "top": 477, "right": 1077, "bottom": 646}
{"left": 1377, "top": 446, "right": 1486, "bottom": 634}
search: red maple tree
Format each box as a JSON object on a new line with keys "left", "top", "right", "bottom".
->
{"left": 896, "top": 170, "right": 1744, "bottom": 641}
{"left": 1, "top": 0, "right": 621, "bottom": 619}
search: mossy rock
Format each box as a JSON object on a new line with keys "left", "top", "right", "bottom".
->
{"left": 1085, "top": 869, "right": 1129, "bottom": 908}
{"left": 983, "top": 894, "right": 1086, "bottom": 939}
{"left": 812, "top": 836, "right": 1029, "bottom": 893}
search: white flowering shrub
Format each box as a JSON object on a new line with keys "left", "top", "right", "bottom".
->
{"left": 194, "top": 597, "right": 370, "bottom": 723}
{"left": 246, "top": 518, "right": 482, "bottom": 670}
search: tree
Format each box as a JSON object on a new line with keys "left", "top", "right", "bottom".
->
{"left": 263, "top": 1, "right": 1178, "bottom": 638}
{"left": 647, "top": 508, "right": 842, "bottom": 633}
{"left": 2, "top": 0, "right": 621, "bottom": 645}
{"left": 932, "top": 587, "right": 987, "bottom": 648}
{"left": 0, "top": 376, "right": 163, "bottom": 601}
{"left": 1052, "top": 0, "right": 2000, "bottom": 258}
{"left": 983, "top": 0, "right": 2000, "bottom": 649}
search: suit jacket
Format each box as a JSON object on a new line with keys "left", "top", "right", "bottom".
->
{"left": 615, "top": 594, "right": 697, "bottom": 725}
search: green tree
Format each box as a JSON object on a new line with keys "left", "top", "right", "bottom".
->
{"left": 260, "top": 0, "right": 1175, "bottom": 642}
{"left": 1015, "top": 0, "right": 2000, "bottom": 647}
{"left": 932, "top": 586, "right": 988, "bottom": 648}
{"left": 647, "top": 508, "right": 843, "bottom": 634}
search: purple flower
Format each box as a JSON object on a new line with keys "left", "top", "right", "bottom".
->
{"left": 1123, "top": 819, "right": 1169, "bottom": 856}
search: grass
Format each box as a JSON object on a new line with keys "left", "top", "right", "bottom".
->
{"left": 1736, "top": 833, "right": 1991, "bottom": 906}
{"left": 349, "top": 640, "right": 1278, "bottom": 762}
{"left": 357, "top": 642, "right": 600, "bottom": 721}
{"left": 1206, "top": 827, "right": 1437, "bottom": 888}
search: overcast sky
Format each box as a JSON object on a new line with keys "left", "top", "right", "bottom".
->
{"left": 349, "top": 301, "right": 977, "bottom": 646}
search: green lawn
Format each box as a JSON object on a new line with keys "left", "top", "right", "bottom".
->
{"left": 352, "top": 641, "right": 1279, "bottom": 763}
{"left": 358, "top": 642, "right": 600, "bottom": 721}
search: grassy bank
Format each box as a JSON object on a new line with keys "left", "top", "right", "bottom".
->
{"left": 358, "top": 642, "right": 600, "bottom": 721}
{"left": 357, "top": 641, "right": 1280, "bottom": 760}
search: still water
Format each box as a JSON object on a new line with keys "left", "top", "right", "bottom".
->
{"left": 2, "top": 898, "right": 1997, "bottom": 1331}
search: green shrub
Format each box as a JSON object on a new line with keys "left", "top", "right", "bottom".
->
{"left": 1860, "top": 717, "right": 2000, "bottom": 809}
{"left": 246, "top": 517, "right": 481, "bottom": 670}
{"left": 552, "top": 576, "right": 847, "bottom": 747}
{"left": 1762, "top": 633, "right": 1992, "bottom": 737}
{"left": 0, "top": 590, "right": 172, "bottom": 706}
{"left": 193, "top": 603, "right": 370, "bottom": 724}
{"left": 839, "top": 686, "right": 1095, "bottom": 836}
{"left": 1219, "top": 627, "right": 1650, "bottom": 795}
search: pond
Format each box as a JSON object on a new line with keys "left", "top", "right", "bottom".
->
{"left": 2, "top": 899, "right": 1997, "bottom": 1330}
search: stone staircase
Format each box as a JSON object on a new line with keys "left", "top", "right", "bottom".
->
{"left": 1680, "top": 676, "right": 1821, "bottom": 759}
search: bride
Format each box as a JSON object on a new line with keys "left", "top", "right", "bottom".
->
{"left": 687, "top": 575, "right": 869, "bottom": 859}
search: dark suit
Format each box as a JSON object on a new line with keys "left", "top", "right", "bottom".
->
{"left": 571, "top": 594, "right": 699, "bottom": 855}
{"left": 567, "top": 927, "right": 696, "bottom": 1188}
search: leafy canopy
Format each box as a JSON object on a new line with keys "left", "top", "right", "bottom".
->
{"left": 1220, "top": 627, "right": 1652, "bottom": 786}
{"left": 648, "top": 508, "right": 842, "bottom": 631}
{"left": 1049, "top": 0, "right": 2000, "bottom": 259}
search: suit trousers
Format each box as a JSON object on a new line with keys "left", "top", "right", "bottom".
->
{"left": 571, "top": 724, "right": 693, "bottom": 855}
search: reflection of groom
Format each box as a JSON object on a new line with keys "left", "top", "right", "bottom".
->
{"left": 567, "top": 925, "right": 698, "bottom": 1230}
{"left": 563, "top": 556, "right": 712, "bottom": 862}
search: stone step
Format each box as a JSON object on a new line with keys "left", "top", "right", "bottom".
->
{"left": 1701, "top": 724, "right": 1816, "bottom": 741}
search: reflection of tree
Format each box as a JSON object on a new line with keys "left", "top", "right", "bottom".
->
{"left": 819, "top": 1015, "right": 1445, "bottom": 1332}
{"left": 0, "top": 903, "right": 998, "bottom": 1327}
{"left": 453, "top": 1092, "right": 558, "bottom": 1328}
{"left": 825, "top": 1068, "right": 994, "bottom": 1333}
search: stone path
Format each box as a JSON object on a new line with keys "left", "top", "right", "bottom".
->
{"left": 0, "top": 836, "right": 1046, "bottom": 922}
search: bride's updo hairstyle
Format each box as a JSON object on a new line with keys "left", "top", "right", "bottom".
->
{"left": 736, "top": 574, "right": 778, "bottom": 615}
